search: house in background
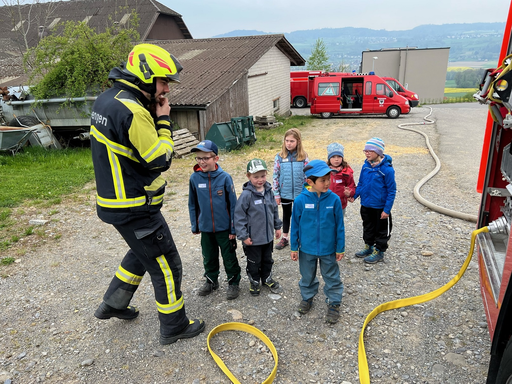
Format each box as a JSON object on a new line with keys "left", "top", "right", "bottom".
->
{"left": 361, "top": 47, "right": 450, "bottom": 103}
{"left": 155, "top": 35, "right": 305, "bottom": 139}
{"left": 0, "top": 0, "right": 192, "bottom": 87}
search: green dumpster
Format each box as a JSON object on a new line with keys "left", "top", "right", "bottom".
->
{"left": 205, "top": 121, "right": 241, "bottom": 152}
{"left": 231, "top": 116, "right": 257, "bottom": 146}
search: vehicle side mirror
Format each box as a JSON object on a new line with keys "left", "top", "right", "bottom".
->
{"left": 388, "top": 92, "right": 393, "bottom": 97}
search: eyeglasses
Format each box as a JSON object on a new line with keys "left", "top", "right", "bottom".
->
{"left": 363, "top": 150, "right": 375, "bottom": 154}
{"left": 195, "top": 156, "right": 215, "bottom": 162}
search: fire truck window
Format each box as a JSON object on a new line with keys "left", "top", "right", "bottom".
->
{"left": 376, "top": 84, "right": 385, "bottom": 95}
{"left": 318, "top": 82, "right": 340, "bottom": 96}
{"left": 365, "top": 81, "right": 372, "bottom": 95}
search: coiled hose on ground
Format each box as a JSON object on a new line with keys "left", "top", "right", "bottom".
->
{"left": 397, "top": 107, "right": 478, "bottom": 223}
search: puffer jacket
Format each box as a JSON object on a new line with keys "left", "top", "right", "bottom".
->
{"left": 234, "top": 181, "right": 282, "bottom": 246}
{"left": 90, "top": 67, "right": 174, "bottom": 225}
{"left": 188, "top": 164, "right": 237, "bottom": 234}
{"left": 272, "top": 151, "right": 309, "bottom": 200}
{"left": 353, "top": 154, "right": 397, "bottom": 214}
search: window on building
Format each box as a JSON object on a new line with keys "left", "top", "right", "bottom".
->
{"left": 273, "top": 98, "right": 280, "bottom": 111}
{"left": 318, "top": 82, "right": 340, "bottom": 96}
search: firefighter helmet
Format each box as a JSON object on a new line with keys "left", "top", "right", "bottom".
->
{"left": 124, "top": 44, "right": 182, "bottom": 93}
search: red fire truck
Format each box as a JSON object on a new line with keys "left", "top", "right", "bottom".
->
{"left": 475, "top": 3, "right": 512, "bottom": 382}
{"left": 381, "top": 76, "right": 420, "bottom": 107}
{"left": 290, "top": 70, "right": 323, "bottom": 108}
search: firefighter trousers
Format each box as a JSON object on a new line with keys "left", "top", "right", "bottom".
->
{"left": 103, "top": 211, "right": 189, "bottom": 336}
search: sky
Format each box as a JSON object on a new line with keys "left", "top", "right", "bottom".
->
{"left": 165, "top": 0, "right": 510, "bottom": 38}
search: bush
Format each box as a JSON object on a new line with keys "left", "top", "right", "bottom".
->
{"left": 23, "top": 14, "right": 140, "bottom": 99}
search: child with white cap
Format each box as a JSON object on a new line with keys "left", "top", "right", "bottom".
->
{"left": 349, "top": 137, "right": 397, "bottom": 264}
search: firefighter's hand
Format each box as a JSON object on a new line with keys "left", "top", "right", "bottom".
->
{"left": 381, "top": 211, "right": 389, "bottom": 219}
{"left": 291, "top": 251, "right": 298, "bottom": 261}
{"left": 156, "top": 95, "right": 171, "bottom": 116}
{"left": 243, "top": 238, "right": 252, "bottom": 246}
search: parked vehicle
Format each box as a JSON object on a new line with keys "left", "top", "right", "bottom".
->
{"left": 382, "top": 76, "right": 419, "bottom": 107}
{"left": 309, "top": 73, "right": 410, "bottom": 118}
{"left": 473, "top": 4, "right": 512, "bottom": 382}
{"left": 290, "top": 70, "right": 323, "bottom": 108}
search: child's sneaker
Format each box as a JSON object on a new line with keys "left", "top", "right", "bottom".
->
{"left": 250, "top": 282, "right": 260, "bottom": 296}
{"left": 197, "top": 280, "right": 219, "bottom": 296}
{"left": 275, "top": 237, "right": 289, "bottom": 250}
{"left": 297, "top": 298, "right": 313, "bottom": 314}
{"left": 226, "top": 284, "right": 240, "bottom": 300}
{"left": 264, "top": 278, "right": 283, "bottom": 294}
{"left": 325, "top": 304, "right": 340, "bottom": 324}
{"left": 364, "top": 249, "right": 384, "bottom": 264}
{"left": 355, "top": 244, "right": 373, "bottom": 258}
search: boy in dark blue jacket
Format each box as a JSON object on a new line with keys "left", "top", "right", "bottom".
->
{"left": 290, "top": 160, "right": 345, "bottom": 324}
{"left": 350, "top": 137, "right": 397, "bottom": 264}
{"left": 188, "top": 140, "right": 241, "bottom": 300}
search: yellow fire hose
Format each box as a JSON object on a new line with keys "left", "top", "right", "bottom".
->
{"left": 207, "top": 322, "right": 279, "bottom": 383}
{"left": 358, "top": 226, "right": 488, "bottom": 383}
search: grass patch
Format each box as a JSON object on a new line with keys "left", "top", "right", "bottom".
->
{"left": 0, "top": 147, "right": 94, "bottom": 208}
{"left": 1, "top": 257, "right": 15, "bottom": 265}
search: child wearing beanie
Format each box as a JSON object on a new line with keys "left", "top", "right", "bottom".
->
{"left": 349, "top": 137, "right": 396, "bottom": 264}
{"left": 327, "top": 142, "right": 356, "bottom": 212}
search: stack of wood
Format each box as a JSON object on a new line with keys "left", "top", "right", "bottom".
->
{"left": 172, "top": 128, "right": 200, "bottom": 158}
{"left": 254, "top": 116, "right": 283, "bottom": 129}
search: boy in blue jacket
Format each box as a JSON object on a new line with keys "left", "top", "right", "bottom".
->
{"left": 350, "top": 137, "right": 397, "bottom": 264}
{"left": 290, "top": 160, "right": 345, "bottom": 324}
{"left": 188, "top": 140, "right": 242, "bottom": 300}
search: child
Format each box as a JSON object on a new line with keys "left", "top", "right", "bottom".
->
{"left": 234, "top": 159, "right": 283, "bottom": 296}
{"left": 272, "top": 128, "right": 309, "bottom": 250}
{"left": 350, "top": 137, "right": 397, "bottom": 264}
{"left": 290, "top": 160, "right": 345, "bottom": 324}
{"left": 188, "top": 140, "right": 242, "bottom": 300}
{"left": 327, "top": 142, "right": 356, "bottom": 212}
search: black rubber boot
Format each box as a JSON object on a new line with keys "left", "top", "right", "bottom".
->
{"left": 159, "top": 319, "right": 206, "bottom": 345}
{"left": 94, "top": 302, "right": 139, "bottom": 320}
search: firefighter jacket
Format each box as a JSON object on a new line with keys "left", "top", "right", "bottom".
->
{"left": 90, "top": 67, "right": 174, "bottom": 225}
{"left": 188, "top": 164, "right": 237, "bottom": 234}
{"left": 234, "top": 181, "right": 282, "bottom": 246}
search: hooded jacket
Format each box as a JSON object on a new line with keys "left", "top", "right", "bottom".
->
{"left": 329, "top": 165, "right": 356, "bottom": 209}
{"left": 353, "top": 154, "right": 397, "bottom": 214}
{"left": 188, "top": 164, "right": 237, "bottom": 234}
{"left": 290, "top": 187, "right": 345, "bottom": 256}
{"left": 234, "top": 181, "right": 282, "bottom": 246}
{"left": 90, "top": 67, "right": 174, "bottom": 225}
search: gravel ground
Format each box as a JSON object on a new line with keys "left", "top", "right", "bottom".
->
{"left": 0, "top": 105, "right": 491, "bottom": 384}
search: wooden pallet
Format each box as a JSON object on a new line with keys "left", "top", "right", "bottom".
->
{"left": 172, "top": 128, "right": 199, "bottom": 158}
{"left": 254, "top": 115, "right": 283, "bottom": 129}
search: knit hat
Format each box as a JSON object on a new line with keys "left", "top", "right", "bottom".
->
{"left": 327, "top": 142, "right": 344, "bottom": 160}
{"left": 247, "top": 158, "right": 267, "bottom": 173}
{"left": 364, "top": 137, "right": 385, "bottom": 156}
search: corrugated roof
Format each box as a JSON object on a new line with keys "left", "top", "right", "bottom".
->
{"left": 155, "top": 35, "right": 305, "bottom": 106}
{"left": 0, "top": 0, "right": 191, "bottom": 49}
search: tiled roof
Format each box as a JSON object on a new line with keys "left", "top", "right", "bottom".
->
{"left": 155, "top": 35, "right": 305, "bottom": 106}
{"left": 0, "top": 0, "right": 191, "bottom": 49}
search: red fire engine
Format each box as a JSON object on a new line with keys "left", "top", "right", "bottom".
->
{"left": 475, "top": 3, "right": 512, "bottom": 382}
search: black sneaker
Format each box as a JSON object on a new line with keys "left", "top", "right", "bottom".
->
{"left": 250, "top": 282, "right": 261, "bottom": 296}
{"left": 298, "top": 298, "right": 313, "bottom": 314}
{"left": 159, "top": 319, "right": 206, "bottom": 345}
{"left": 264, "top": 278, "right": 283, "bottom": 294}
{"left": 325, "top": 304, "right": 340, "bottom": 324}
{"left": 226, "top": 284, "right": 240, "bottom": 300}
{"left": 94, "top": 302, "right": 139, "bottom": 320}
{"left": 197, "top": 280, "right": 219, "bottom": 296}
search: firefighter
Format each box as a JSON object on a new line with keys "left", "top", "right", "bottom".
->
{"left": 90, "top": 43, "right": 205, "bottom": 345}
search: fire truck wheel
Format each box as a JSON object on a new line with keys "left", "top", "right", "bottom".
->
{"left": 294, "top": 97, "right": 307, "bottom": 108}
{"left": 386, "top": 106, "right": 401, "bottom": 119}
{"left": 496, "top": 338, "right": 512, "bottom": 384}
{"left": 320, "top": 112, "right": 332, "bottom": 119}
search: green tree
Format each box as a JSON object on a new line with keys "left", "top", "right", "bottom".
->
{"left": 454, "top": 68, "right": 484, "bottom": 88}
{"left": 23, "top": 12, "right": 139, "bottom": 99}
{"left": 306, "top": 38, "right": 331, "bottom": 71}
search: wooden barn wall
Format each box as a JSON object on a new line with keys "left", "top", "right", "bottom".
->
{"left": 170, "top": 110, "right": 199, "bottom": 137}
{"left": 204, "top": 77, "right": 249, "bottom": 139}
{"left": 146, "top": 15, "right": 186, "bottom": 40}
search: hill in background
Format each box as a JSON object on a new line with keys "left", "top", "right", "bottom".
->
{"left": 215, "top": 23, "right": 504, "bottom": 70}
